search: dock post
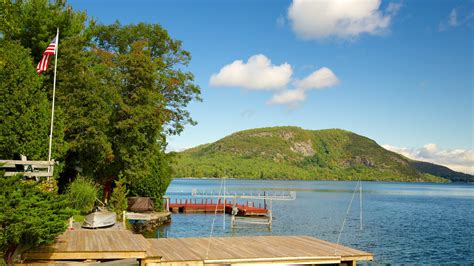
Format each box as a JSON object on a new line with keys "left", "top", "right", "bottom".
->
{"left": 268, "top": 199, "right": 273, "bottom": 229}
{"left": 264, "top": 191, "right": 267, "bottom": 209}
{"left": 268, "top": 210, "right": 272, "bottom": 229}
{"left": 123, "top": 211, "right": 126, "bottom": 229}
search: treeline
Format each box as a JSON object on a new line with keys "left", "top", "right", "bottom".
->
{"left": 175, "top": 154, "right": 446, "bottom": 182}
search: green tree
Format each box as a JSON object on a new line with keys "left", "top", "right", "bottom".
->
{"left": 1, "top": 0, "right": 201, "bottom": 202}
{"left": 0, "top": 0, "right": 87, "bottom": 62}
{"left": 58, "top": 22, "right": 200, "bottom": 197}
{"left": 57, "top": 34, "right": 117, "bottom": 184}
{"left": 109, "top": 175, "right": 129, "bottom": 219}
{"left": 0, "top": 0, "right": 89, "bottom": 172}
{"left": 0, "top": 40, "right": 60, "bottom": 161}
{"left": 0, "top": 173, "right": 73, "bottom": 264}
{"left": 129, "top": 152, "right": 174, "bottom": 210}
{"left": 0, "top": 0, "right": 80, "bottom": 167}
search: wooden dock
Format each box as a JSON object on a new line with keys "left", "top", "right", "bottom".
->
{"left": 169, "top": 198, "right": 268, "bottom": 216}
{"left": 146, "top": 235, "right": 373, "bottom": 265}
{"left": 20, "top": 230, "right": 373, "bottom": 265}
{"left": 23, "top": 230, "right": 150, "bottom": 261}
{"left": 127, "top": 212, "right": 172, "bottom": 233}
{"left": 126, "top": 211, "right": 171, "bottom": 221}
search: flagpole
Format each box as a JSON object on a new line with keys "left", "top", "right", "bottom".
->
{"left": 47, "top": 28, "right": 59, "bottom": 166}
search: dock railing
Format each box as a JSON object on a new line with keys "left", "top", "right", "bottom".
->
{"left": 191, "top": 189, "right": 296, "bottom": 200}
{"left": 0, "top": 157, "right": 55, "bottom": 179}
{"left": 189, "top": 189, "right": 296, "bottom": 229}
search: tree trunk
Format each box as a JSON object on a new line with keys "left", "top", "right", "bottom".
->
{"left": 4, "top": 244, "right": 18, "bottom": 265}
{"left": 102, "top": 176, "right": 115, "bottom": 204}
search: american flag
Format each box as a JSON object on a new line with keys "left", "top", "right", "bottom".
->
{"left": 36, "top": 35, "right": 58, "bottom": 75}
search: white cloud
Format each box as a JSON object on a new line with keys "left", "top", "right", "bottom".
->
{"left": 382, "top": 144, "right": 474, "bottom": 175}
{"left": 166, "top": 145, "right": 189, "bottom": 152}
{"left": 386, "top": 2, "right": 402, "bottom": 14}
{"left": 449, "top": 9, "right": 458, "bottom": 26}
{"left": 440, "top": 8, "right": 459, "bottom": 31}
{"left": 287, "top": 0, "right": 400, "bottom": 40}
{"left": 295, "top": 67, "right": 339, "bottom": 89}
{"left": 268, "top": 67, "right": 339, "bottom": 106}
{"left": 439, "top": 7, "right": 474, "bottom": 31}
{"left": 210, "top": 54, "right": 339, "bottom": 107}
{"left": 267, "top": 88, "right": 306, "bottom": 106}
{"left": 209, "top": 54, "right": 292, "bottom": 90}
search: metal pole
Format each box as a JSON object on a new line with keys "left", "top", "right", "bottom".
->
{"left": 47, "top": 28, "right": 59, "bottom": 167}
{"left": 223, "top": 178, "right": 226, "bottom": 229}
{"left": 269, "top": 199, "right": 273, "bottom": 229}
{"left": 360, "top": 180, "right": 363, "bottom": 230}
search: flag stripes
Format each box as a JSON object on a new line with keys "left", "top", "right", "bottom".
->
{"left": 36, "top": 35, "right": 57, "bottom": 74}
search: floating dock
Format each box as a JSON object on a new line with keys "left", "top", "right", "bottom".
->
{"left": 169, "top": 198, "right": 268, "bottom": 216}
{"left": 20, "top": 230, "right": 373, "bottom": 265}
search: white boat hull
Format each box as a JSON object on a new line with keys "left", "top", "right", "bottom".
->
{"left": 82, "top": 210, "right": 117, "bottom": 229}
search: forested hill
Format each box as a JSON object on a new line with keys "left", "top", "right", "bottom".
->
{"left": 410, "top": 161, "right": 473, "bottom": 182}
{"left": 173, "top": 126, "right": 472, "bottom": 182}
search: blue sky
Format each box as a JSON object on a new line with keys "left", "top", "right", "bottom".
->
{"left": 69, "top": 0, "right": 473, "bottom": 173}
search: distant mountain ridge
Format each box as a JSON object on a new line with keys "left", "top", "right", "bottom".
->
{"left": 410, "top": 161, "right": 473, "bottom": 182}
{"left": 173, "top": 126, "right": 473, "bottom": 182}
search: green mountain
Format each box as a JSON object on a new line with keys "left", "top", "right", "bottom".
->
{"left": 410, "top": 161, "right": 473, "bottom": 182}
{"left": 173, "top": 126, "right": 471, "bottom": 182}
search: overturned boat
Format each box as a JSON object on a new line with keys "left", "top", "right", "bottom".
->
{"left": 128, "top": 196, "right": 155, "bottom": 212}
{"left": 82, "top": 206, "right": 116, "bottom": 229}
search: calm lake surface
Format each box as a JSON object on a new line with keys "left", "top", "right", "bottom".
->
{"left": 159, "top": 179, "right": 473, "bottom": 264}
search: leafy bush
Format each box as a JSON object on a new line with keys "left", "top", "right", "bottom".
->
{"left": 109, "top": 175, "right": 129, "bottom": 219}
{"left": 0, "top": 174, "right": 73, "bottom": 264}
{"left": 65, "top": 175, "right": 99, "bottom": 213}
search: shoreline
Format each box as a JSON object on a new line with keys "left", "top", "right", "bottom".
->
{"left": 172, "top": 176, "right": 461, "bottom": 184}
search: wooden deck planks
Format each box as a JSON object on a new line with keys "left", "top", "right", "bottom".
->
{"left": 23, "top": 230, "right": 373, "bottom": 264}
{"left": 24, "top": 230, "right": 149, "bottom": 260}
{"left": 298, "top": 235, "right": 369, "bottom": 257}
{"left": 147, "top": 235, "right": 373, "bottom": 264}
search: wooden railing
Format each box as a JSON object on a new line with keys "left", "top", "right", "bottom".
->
{"left": 0, "top": 159, "right": 55, "bottom": 178}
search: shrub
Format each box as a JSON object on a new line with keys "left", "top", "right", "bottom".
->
{"left": 0, "top": 174, "right": 74, "bottom": 264}
{"left": 109, "top": 175, "right": 129, "bottom": 219}
{"left": 129, "top": 153, "right": 173, "bottom": 210}
{"left": 65, "top": 175, "right": 98, "bottom": 214}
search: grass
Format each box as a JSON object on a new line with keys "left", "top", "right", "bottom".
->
{"left": 73, "top": 214, "right": 85, "bottom": 223}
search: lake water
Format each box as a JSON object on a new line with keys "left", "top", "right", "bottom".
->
{"left": 159, "top": 179, "right": 473, "bottom": 264}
